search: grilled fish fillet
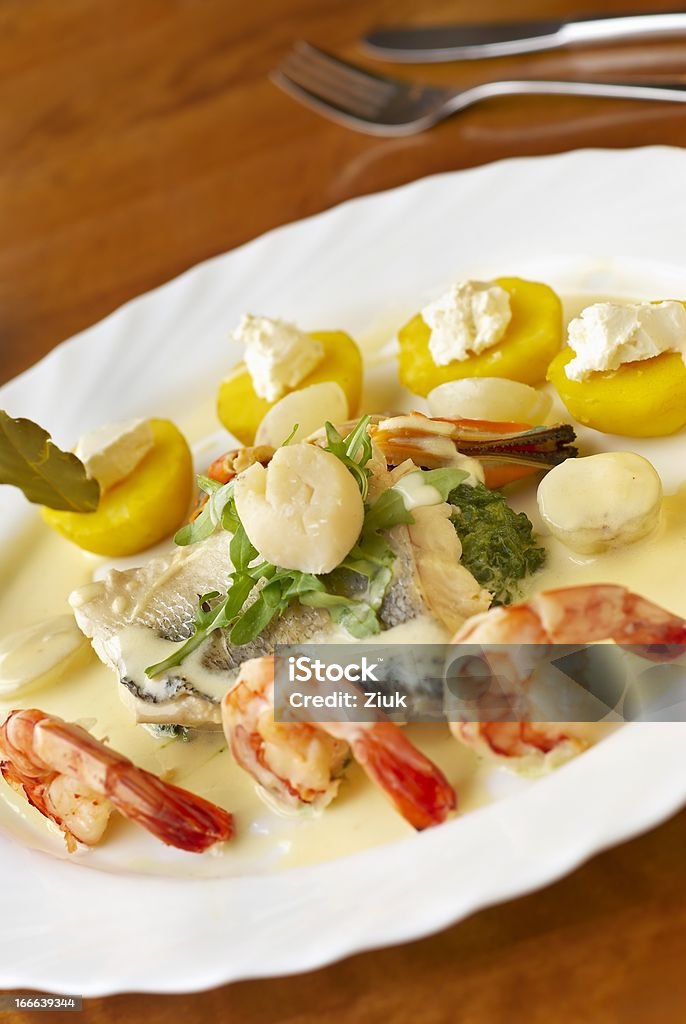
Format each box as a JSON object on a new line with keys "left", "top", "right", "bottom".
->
{"left": 71, "top": 451, "right": 490, "bottom": 728}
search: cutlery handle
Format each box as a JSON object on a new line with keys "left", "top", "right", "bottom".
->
{"left": 364, "top": 11, "right": 686, "bottom": 62}
{"left": 562, "top": 12, "right": 686, "bottom": 46}
{"left": 471, "top": 79, "right": 686, "bottom": 108}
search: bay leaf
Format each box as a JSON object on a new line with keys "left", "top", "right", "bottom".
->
{"left": 0, "top": 410, "right": 100, "bottom": 512}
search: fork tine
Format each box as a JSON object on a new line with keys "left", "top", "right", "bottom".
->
{"left": 277, "top": 42, "right": 400, "bottom": 119}
{"left": 272, "top": 66, "right": 379, "bottom": 125}
{"left": 282, "top": 51, "right": 387, "bottom": 110}
{"left": 278, "top": 63, "right": 381, "bottom": 119}
{"left": 292, "top": 42, "right": 399, "bottom": 100}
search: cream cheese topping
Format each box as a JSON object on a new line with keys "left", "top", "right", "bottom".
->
{"left": 423, "top": 280, "right": 512, "bottom": 366}
{"left": 235, "top": 315, "right": 324, "bottom": 402}
{"left": 565, "top": 300, "right": 686, "bottom": 381}
{"left": 75, "top": 419, "right": 154, "bottom": 492}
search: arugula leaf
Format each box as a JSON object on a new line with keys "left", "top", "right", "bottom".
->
{"left": 280, "top": 424, "right": 299, "bottom": 446}
{"left": 449, "top": 481, "right": 546, "bottom": 606}
{"left": 174, "top": 511, "right": 216, "bottom": 547}
{"left": 175, "top": 479, "right": 235, "bottom": 546}
{"left": 230, "top": 523, "right": 258, "bottom": 573}
{"left": 322, "top": 415, "right": 373, "bottom": 500}
{"left": 145, "top": 575, "right": 255, "bottom": 677}
{"left": 230, "top": 580, "right": 285, "bottom": 645}
{"left": 0, "top": 410, "right": 100, "bottom": 512}
{"left": 363, "top": 487, "right": 414, "bottom": 533}
{"left": 299, "top": 590, "right": 381, "bottom": 638}
{"left": 420, "top": 467, "right": 468, "bottom": 501}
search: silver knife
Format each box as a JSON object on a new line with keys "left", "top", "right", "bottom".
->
{"left": 362, "top": 12, "right": 686, "bottom": 62}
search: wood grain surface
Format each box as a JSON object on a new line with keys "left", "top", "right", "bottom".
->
{"left": 2, "top": 0, "right": 686, "bottom": 1021}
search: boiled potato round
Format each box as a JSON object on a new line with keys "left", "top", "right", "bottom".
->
{"left": 428, "top": 377, "right": 552, "bottom": 424}
{"left": 547, "top": 345, "right": 686, "bottom": 436}
{"left": 255, "top": 382, "right": 349, "bottom": 448}
{"left": 537, "top": 452, "right": 662, "bottom": 554}
{"left": 218, "top": 331, "right": 363, "bottom": 446}
{"left": 398, "top": 277, "right": 563, "bottom": 397}
{"left": 234, "top": 444, "right": 364, "bottom": 574}
{"left": 43, "top": 419, "right": 194, "bottom": 556}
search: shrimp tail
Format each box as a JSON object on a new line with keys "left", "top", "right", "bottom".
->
{"left": 106, "top": 768, "right": 234, "bottom": 853}
{"left": 347, "top": 722, "right": 456, "bottom": 830}
{"left": 0, "top": 710, "right": 233, "bottom": 852}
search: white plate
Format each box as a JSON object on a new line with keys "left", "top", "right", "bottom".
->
{"left": 2, "top": 147, "right": 686, "bottom": 996}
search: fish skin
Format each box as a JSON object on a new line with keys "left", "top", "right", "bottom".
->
{"left": 71, "top": 450, "right": 490, "bottom": 728}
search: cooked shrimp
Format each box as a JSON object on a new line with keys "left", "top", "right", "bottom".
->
{"left": 449, "top": 584, "right": 686, "bottom": 764}
{"left": 0, "top": 709, "right": 234, "bottom": 853}
{"left": 222, "top": 656, "right": 456, "bottom": 829}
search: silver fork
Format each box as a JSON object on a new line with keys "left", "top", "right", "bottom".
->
{"left": 272, "top": 41, "right": 686, "bottom": 136}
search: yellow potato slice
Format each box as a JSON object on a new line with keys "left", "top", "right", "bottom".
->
{"left": 548, "top": 344, "right": 686, "bottom": 437}
{"left": 43, "top": 419, "right": 194, "bottom": 556}
{"left": 217, "top": 330, "right": 362, "bottom": 445}
{"left": 397, "top": 277, "right": 563, "bottom": 397}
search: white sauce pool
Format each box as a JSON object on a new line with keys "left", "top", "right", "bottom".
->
{"left": 0, "top": 301, "right": 684, "bottom": 877}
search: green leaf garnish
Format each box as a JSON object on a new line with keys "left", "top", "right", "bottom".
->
{"left": 300, "top": 589, "right": 381, "bottom": 639}
{"left": 0, "top": 410, "right": 100, "bottom": 512}
{"left": 322, "top": 415, "right": 373, "bottom": 500}
{"left": 229, "top": 523, "right": 258, "bottom": 573}
{"left": 420, "top": 467, "right": 468, "bottom": 501}
{"left": 229, "top": 580, "right": 284, "bottom": 645}
{"left": 174, "top": 479, "right": 235, "bottom": 546}
{"left": 363, "top": 487, "right": 414, "bottom": 533}
{"left": 280, "top": 424, "right": 299, "bottom": 446}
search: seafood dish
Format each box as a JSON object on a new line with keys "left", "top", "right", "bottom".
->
{"left": 1, "top": 278, "right": 686, "bottom": 868}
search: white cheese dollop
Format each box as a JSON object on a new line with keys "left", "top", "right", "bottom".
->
{"left": 235, "top": 314, "right": 325, "bottom": 402}
{"left": 565, "top": 301, "right": 686, "bottom": 382}
{"left": 75, "top": 419, "right": 154, "bottom": 492}
{"left": 422, "top": 280, "right": 512, "bottom": 367}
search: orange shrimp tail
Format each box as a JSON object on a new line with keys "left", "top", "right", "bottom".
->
{"left": 350, "top": 723, "right": 456, "bottom": 830}
{"left": 107, "top": 768, "right": 234, "bottom": 853}
{"left": 479, "top": 723, "right": 568, "bottom": 757}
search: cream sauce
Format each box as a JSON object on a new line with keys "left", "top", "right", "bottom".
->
{"left": 0, "top": 520, "right": 494, "bottom": 876}
{"left": 2, "top": 482, "right": 677, "bottom": 876}
{"left": 1, "top": 327, "right": 685, "bottom": 875}
{"left": 0, "top": 615, "right": 90, "bottom": 699}
{"left": 393, "top": 472, "right": 443, "bottom": 511}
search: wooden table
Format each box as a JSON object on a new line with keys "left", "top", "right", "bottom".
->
{"left": 2, "top": 0, "right": 686, "bottom": 1020}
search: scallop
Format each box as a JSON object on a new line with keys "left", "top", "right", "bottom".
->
{"left": 428, "top": 378, "right": 552, "bottom": 424}
{"left": 255, "top": 382, "right": 348, "bottom": 448}
{"left": 537, "top": 452, "right": 662, "bottom": 555}
{"left": 234, "top": 443, "right": 364, "bottom": 574}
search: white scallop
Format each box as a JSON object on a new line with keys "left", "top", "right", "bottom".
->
{"left": 255, "top": 382, "right": 348, "bottom": 448}
{"left": 537, "top": 452, "right": 663, "bottom": 555}
{"left": 428, "top": 378, "right": 552, "bottom": 424}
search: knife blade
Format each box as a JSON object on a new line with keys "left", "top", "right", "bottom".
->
{"left": 362, "top": 12, "right": 686, "bottom": 62}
